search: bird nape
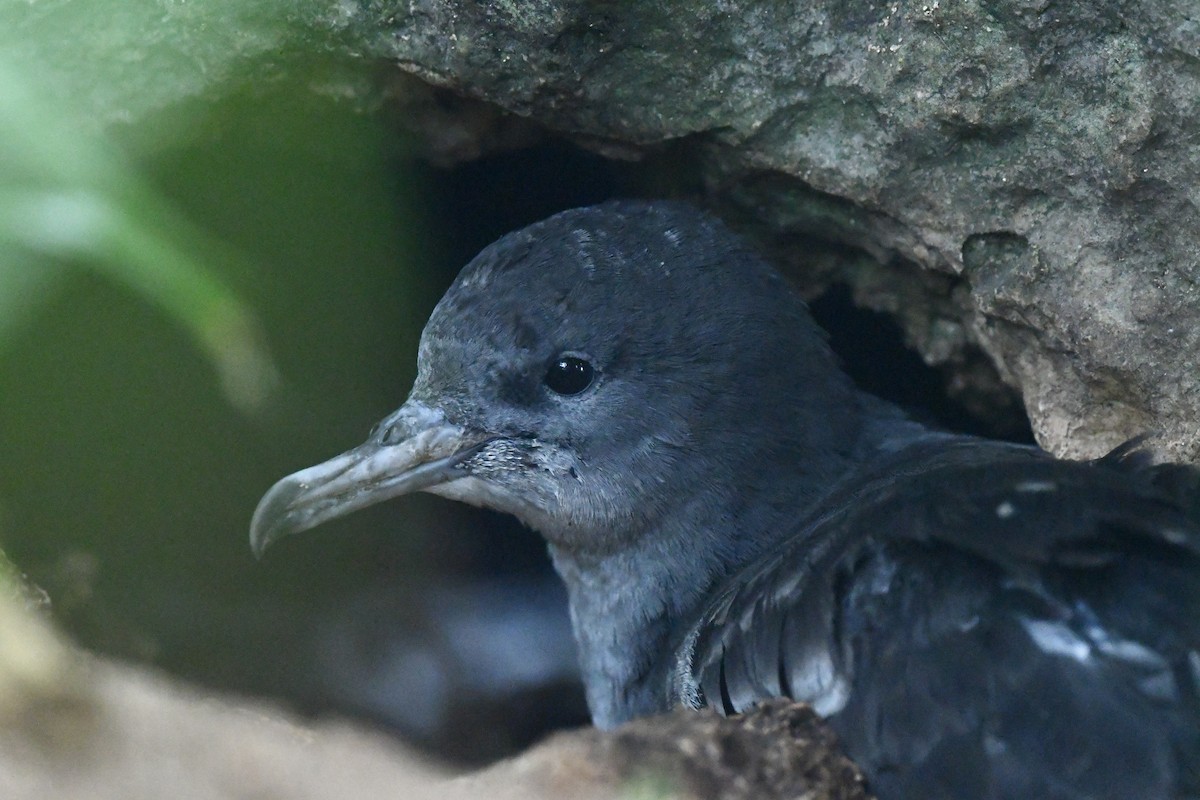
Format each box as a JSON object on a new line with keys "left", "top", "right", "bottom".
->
{"left": 250, "top": 200, "right": 1200, "bottom": 800}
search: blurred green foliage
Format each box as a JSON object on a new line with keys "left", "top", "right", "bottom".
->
{"left": 0, "top": 59, "right": 277, "bottom": 412}
{"left": 0, "top": 0, "right": 448, "bottom": 702}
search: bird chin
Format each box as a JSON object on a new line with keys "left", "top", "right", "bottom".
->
{"left": 424, "top": 476, "right": 550, "bottom": 530}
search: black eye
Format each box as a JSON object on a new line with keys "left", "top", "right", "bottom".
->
{"left": 545, "top": 355, "right": 595, "bottom": 396}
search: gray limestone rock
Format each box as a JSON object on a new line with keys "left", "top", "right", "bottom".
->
{"left": 351, "top": 0, "right": 1200, "bottom": 460}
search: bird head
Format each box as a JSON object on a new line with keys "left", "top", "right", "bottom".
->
{"left": 251, "top": 201, "right": 860, "bottom": 561}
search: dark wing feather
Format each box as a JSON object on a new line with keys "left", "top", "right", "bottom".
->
{"left": 673, "top": 439, "right": 1200, "bottom": 800}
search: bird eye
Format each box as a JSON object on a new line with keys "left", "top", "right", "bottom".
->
{"left": 545, "top": 355, "right": 595, "bottom": 396}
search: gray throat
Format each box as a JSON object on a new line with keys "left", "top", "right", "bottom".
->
{"left": 549, "top": 537, "right": 698, "bottom": 728}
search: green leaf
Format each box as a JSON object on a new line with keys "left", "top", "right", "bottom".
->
{"left": 0, "top": 59, "right": 278, "bottom": 413}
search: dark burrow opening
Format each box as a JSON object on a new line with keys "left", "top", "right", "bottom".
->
{"left": 419, "top": 139, "right": 1033, "bottom": 443}
{"left": 350, "top": 137, "right": 1037, "bottom": 764}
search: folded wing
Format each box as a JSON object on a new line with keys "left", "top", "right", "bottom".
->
{"left": 675, "top": 440, "right": 1200, "bottom": 799}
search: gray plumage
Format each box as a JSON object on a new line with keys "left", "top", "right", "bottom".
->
{"left": 252, "top": 201, "right": 1200, "bottom": 800}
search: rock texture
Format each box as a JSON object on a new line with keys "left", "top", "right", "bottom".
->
{"left": 347, "top": 0, "right": 1200, "bottom": 461}
{"left": 466, "top": 700, "right": 870, "bottom": 800}
{"left": 0, "top": 582, "right": 866, "bottom": 800}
